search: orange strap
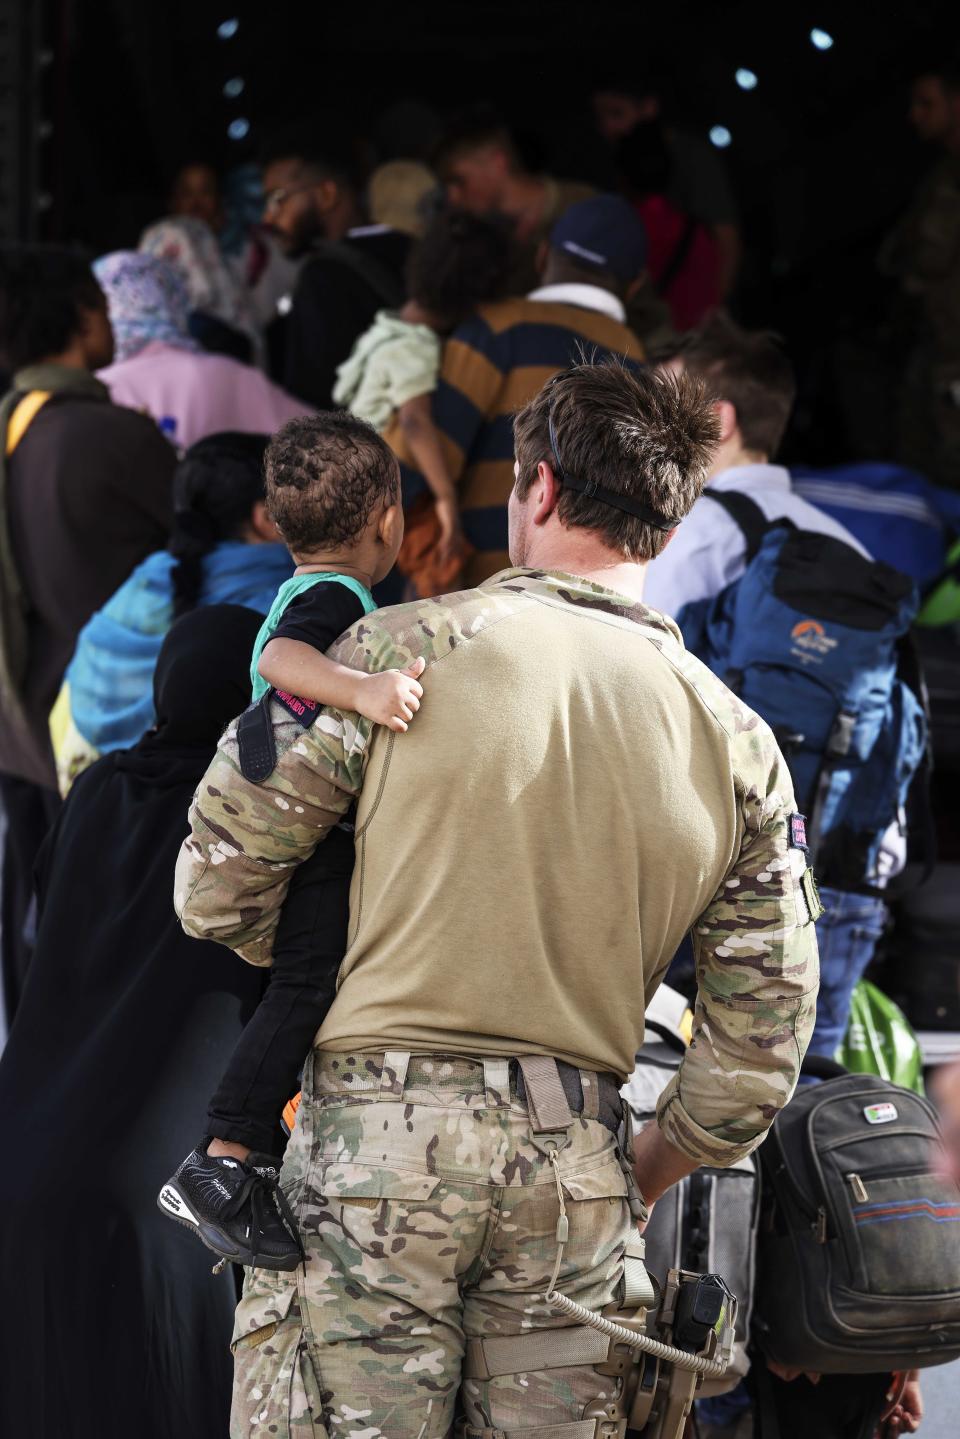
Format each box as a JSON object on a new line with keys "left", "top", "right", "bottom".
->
{"left": 6, "top": 391, "right": 52, "bottom": 455}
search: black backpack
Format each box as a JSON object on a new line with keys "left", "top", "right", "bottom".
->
{"left": 755, "top": 1058, "right": 960, "bottom": 1373}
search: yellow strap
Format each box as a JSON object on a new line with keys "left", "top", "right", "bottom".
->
{"left": 48, "top": 680, "right": 72, "bottom": 760}
{"left": 49, "top": 681, "right": 100, "bottom": 799}
{"left": 6, "top": 391, "right": 52, "bottom": 455}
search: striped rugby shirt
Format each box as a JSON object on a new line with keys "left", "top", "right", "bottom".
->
{"left": 385, "top": 285, "right": 644, "bottom": 586}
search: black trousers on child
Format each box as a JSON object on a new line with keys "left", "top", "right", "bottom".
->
{"left": 205, "top": 821, "right": 354, "bottom": 1153}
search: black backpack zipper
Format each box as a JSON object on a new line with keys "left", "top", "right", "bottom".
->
{"left": 843, "top": 1164, "right": 932, "bottom": 1204}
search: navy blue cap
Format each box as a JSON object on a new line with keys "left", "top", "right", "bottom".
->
{"left": 549, "top": 194, "right": 648, "bottom": 283}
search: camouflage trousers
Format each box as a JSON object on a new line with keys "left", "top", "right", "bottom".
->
{"left": 231, "top": 1051, "right": 631, "bottom": 1439}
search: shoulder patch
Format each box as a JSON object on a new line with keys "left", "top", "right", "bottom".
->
{"left": 273, "top": 689, "right": 321, "bottom": 728}
{"left": 238, "top": 688, "right": 324, "bottom": 782}
{"left": 789, "top": 813, "right": 809, "bottom": 850}
{"left": 237, "top": 689, "right": 323, "bottom": 782}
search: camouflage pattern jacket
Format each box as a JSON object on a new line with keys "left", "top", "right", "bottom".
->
{"left": 176, "top": 568, "right": 820, "bottom": 1167}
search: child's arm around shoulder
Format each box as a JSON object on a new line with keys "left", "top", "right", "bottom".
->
{"left": 258, "top": 638, "right": 425, "bottom": 734}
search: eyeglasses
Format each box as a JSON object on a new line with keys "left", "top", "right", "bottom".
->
{"left": 263, "top": 180, "right": 316, "bottom": 216}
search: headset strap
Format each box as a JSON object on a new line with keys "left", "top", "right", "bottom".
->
{"left": 548, "top": 408, "right": 681, "bottom": 531}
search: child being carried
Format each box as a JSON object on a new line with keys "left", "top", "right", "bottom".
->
{"left": 159, "top": 413, "right": 422, "bottom": 1268}
{"left": 333, "top": 207, "right": 511, "bottom": 592}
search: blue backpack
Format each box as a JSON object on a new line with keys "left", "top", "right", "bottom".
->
{"left": 677, "top": 492, "right": 929, "bottom": 893}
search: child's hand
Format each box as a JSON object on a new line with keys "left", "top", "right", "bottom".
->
{"left": 355, "top": 659, "right": 425, "bottom": 732}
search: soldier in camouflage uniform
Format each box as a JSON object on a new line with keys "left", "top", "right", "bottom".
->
{"left": 176, "top": 360, "right": 820, "bottom": 1439}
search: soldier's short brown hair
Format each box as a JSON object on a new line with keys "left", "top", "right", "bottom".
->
{"left": 675, "top": 313, "right": 796, "bottom": 459}
{"left": 265, "top": 412, "right": 399, "bottom": 553}
{"left": 512, "top": 359, "right": 719, "bottom": 562}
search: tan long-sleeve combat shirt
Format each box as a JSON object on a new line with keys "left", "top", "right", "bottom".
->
{"left": 176, "top": 569, "right": 819, "bottom": 1166}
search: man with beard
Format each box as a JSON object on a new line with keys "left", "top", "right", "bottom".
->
{"left": 261, "top": 137, "right": 412, "bottom": 409}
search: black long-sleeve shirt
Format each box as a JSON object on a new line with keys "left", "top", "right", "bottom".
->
{"left": 2, "top": 392, "right": 175, "bottom": 787}
{"left": 279, "top": 229, "right": 410, "bottom": 410}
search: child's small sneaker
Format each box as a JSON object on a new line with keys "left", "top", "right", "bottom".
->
{"left": 158, "top": 1144, "right": 304, "bottom": 1270}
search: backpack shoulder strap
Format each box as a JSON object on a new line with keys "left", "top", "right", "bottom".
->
{"left": 700, "top": 488, "right": 771, "bottom": 561}
{"left": 6, "top": 390, "right": 52, "bottom": 455}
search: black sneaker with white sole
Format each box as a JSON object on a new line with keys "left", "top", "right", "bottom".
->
{"left": 158, "top": 1144, "right": 304, "bottom": 1270}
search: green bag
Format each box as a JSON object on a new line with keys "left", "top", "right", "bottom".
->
{"left": 837, "top": 979, "right": 925, "bottom": 1094}
{"left": 917, "top": 537, "right": 960, "bottom": 626}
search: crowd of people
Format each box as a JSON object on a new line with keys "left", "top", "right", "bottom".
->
{"left": 1, "top": 65, "right": 959, "bottom": 1439}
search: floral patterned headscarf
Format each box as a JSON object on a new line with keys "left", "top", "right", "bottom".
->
{"left": 139, "top": 215, "right": 255, "bottom": 337}
{"left": 93, "top": 252, "right": 199, "bottom": 364}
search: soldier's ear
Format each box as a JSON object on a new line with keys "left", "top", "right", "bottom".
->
{"left": 532, "top": 458, "right": 562, "bottom": 526}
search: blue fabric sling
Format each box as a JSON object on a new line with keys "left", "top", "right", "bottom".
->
{"left": 67, "top": 541, "right": 293, "bottom": 754}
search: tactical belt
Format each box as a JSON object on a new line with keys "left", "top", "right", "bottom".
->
{"left": 516, "top": 1057, "right": 622, "bottom": 1136}
{"left": 313, "top": 1051, "right": 623, "bottom": 1135}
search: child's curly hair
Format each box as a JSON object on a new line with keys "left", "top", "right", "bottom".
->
{"left": 265, "top": 412, "right": 399, "bottom": 553}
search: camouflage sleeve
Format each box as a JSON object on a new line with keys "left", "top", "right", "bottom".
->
{"left": 175, "top": 590, "right": 517, "bottom": 964}
{"left": 174, "top": 615, "right": 409, "bottom": 965}
{"left": 174, "top": 704, "right": 369, "bottom": 966}
{"left": 656, "top": 735, "right": 820, "bottom": 1166}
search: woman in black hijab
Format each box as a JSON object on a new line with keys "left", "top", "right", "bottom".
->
{"left": 0, "top": 605, "right": 265, "bottom": 1439}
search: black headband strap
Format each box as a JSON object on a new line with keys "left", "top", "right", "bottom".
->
{"left": 547, "top": 409, "right": 681, "bottom": 532}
